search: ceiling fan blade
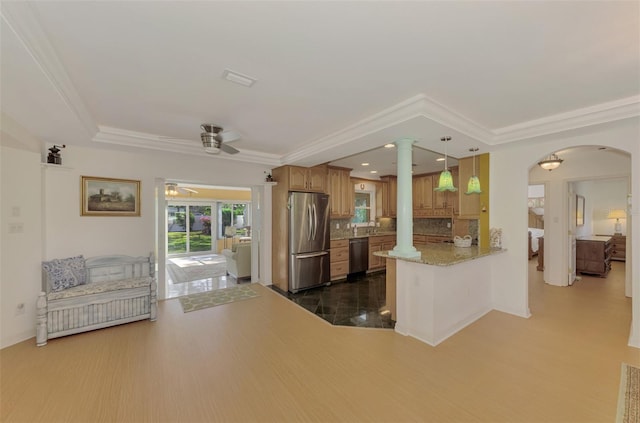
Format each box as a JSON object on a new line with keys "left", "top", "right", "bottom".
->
{"left": 220, "top": 130, "right": 241, "bottom": 143}
{"left": 220, "top": 143, "right": 240, "bottom": 155}
{"left": 181, "top": 187, "right": 199, "bottom": 194}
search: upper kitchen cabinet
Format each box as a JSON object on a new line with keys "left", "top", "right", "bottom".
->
{"left": 413, "top": 174, "right": 433, "bottom": 216}
{"left": 379, "top": 175, "right": 397, "bottom": 218}
{"left": 272, "top": 164, "right": 327, "bottom": 193}
{"left": 327, "top": 166, "right": 353, "bottom": 217}
{"left": 457, "top": 156, "right": 481, "bottom": 219}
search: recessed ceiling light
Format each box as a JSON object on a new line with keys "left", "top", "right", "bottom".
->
{"left": 222, "top": 69, "right": 257, "bottom": 87}
{"left": 436, "top": 157, "right": 445, "bottom": 162}
{"left": 361, "top": 162, "right": 370, "bottom": 166}
{"left": 370, "top": 170, "right": 378, "bottom": 174}
{"left": 384, "top": 143, "right": 395, "bottom": 148}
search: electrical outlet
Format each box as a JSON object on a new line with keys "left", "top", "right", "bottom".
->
{"left": 447, "top": 222, "right": 451, "bottom": 228}
{"left": 336, "top": 223, "right": 339, "bottom": 229}
{"left": 15, "top": 303, "right": 25, "bottom": 315}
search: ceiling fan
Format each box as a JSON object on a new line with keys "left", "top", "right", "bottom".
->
{"left": 159, "top": 124, "right": 240, "bottom": 155}
{"left": 199, "top": 124, "right": 240, "bottom": 155}
{"left": 165, "top": 183, "right": 199, "bottom": 197}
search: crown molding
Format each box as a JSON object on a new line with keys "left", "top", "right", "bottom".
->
{"left": 282, "top": 94, "right": 494, "bottom": 164}
{"left": 284, "top": 93, "right": 640, "bottom": 164}
{"left": 491, "top": 95, "right": 640, "bottom": 144}
{"left": 93, "top": 126, "right": 282, "bottom": 166}
{"left": 1, "top": 3, "right": 98, "bottom": 138}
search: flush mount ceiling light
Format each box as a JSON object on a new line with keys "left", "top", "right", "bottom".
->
{"left": 221, "top": 69, "right": 257, "bottom": 87}
{"left": 361, "top": 162, "right": 370, "bottom": 166}
{"left": 465, "top": 148, "right": 482, "bottom": 195}
{"left": 434, "top": 136, "right": 457, "bottom": 192}
{"left": 384, "top": 143, "right": 395, "bottom": 148}
{"left": 538, "top": 153, "right": 564, "bottom": 171}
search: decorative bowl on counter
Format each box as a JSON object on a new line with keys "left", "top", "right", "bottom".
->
{"left": 454, "top": 235, "right": 472, "bottom": 248}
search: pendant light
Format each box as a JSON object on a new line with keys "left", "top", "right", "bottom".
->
{"left": 434, "top": 136, "right": 457, "bottom": 192}
{"left": 465, "top": 147, "right": 482, "bottom": 194}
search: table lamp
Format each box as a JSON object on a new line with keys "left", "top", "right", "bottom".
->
{"left": 607, "top": 209, "right": 626, "bottom": 235}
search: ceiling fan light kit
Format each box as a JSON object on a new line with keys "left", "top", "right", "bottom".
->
{"left": 199, "top": 124, "right": 239, "bottom": 155}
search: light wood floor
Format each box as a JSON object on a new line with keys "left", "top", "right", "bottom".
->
{"left": 2, "top": 261, "right": 638, "bottom": 422}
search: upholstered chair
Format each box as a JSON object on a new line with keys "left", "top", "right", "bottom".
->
{"left": 221, "top": 243, "right": 251, "bottom": 279}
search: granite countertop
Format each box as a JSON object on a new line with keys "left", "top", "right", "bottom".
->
{"left": 330, "top": 232, "right": 456, "bottom": 241}
{"left": 374, "top": 243, "right": 505, "bottom": 266}
{"left": 330, "top": 231, "right": 396, "bottom": 241}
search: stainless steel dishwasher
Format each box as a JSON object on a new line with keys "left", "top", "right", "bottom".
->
{"left": 349, "top": 237, "right": 369, "bottom": 274}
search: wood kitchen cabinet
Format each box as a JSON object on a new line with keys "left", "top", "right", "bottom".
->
{"left": 457, "top": 156, "right": 481, "bottom": 218}
{"left": 379, "top": 175, "right": 397, "bottom": 218}
{"left": 576, "top": 236, "right": 612, "bottom": 277}
{"left": 413, "top": 234, "right": 451, "bottom": 247}
{"left": 327, "top": 166, "right": 353, "bottom": 218}
{"left": 273, "top": 164, "right": 327, "bottom": 193}
{"left": 330, "top": 239, "right": 349, "bottom": 280}
{"left": 413, "top": 174, "right": 433, "bottom": 216}
{"left": 368, "top": 235, "right": 395, "bottom": 271}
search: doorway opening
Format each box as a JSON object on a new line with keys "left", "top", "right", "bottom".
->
{"left": 164, "top": 183, "right": 252, "bottom": 299}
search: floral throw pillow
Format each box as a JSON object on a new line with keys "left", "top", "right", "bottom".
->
{"left": 42, "top": 255, "right": 87, "bottom": 292}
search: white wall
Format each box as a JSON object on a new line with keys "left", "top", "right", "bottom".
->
{"left": 492, "top": 118, "right": 639, "bottom": 348}
{"left": 0, "top": 140, "right": 270, "bottom": 348}
{"left": 1, "top": 147, "right": 43, "bottom": 347}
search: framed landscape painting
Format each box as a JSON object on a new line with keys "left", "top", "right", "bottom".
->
{"left": 81, "top": 176, "right": 141, "bottom": 216}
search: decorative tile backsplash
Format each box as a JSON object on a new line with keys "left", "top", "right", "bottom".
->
{"left": 329, "top": 217, "right": 478, "bottom": 241}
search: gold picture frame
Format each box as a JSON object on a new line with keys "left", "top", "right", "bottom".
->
{"left": 81, "top": 176, "right": 141, "bottom": 216}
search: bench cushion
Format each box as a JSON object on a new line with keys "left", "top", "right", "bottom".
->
{"left": 42, "top": 255, "right": 87, "bottom": 292}
{"left": 47, "top": 276, "right": 152, "bottom": 300}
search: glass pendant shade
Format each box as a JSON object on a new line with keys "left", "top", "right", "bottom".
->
{"left": 465, "top": 175, "right": 482, "bottom": 194}
{"left": 465, "top": 148, "right": 482, "bottom": 194}
{"left": 435, "top": 169, "right": 457, "bottom": 192}
{"left": 435, "top": 136, "right": 457, "bottom": 192}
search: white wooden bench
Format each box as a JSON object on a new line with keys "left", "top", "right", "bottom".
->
{"left": 36, "top": 253, "right": 157, "bottom": 346}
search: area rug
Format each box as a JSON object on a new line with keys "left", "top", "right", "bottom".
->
{"left": 178, "top": 285, "right": 259, "bottom": 313}
{"left": 167, "top": 255, "right": 227, "bottom": 284}
{"left": 617, "top": 363, "right": 640, "bottom": 423}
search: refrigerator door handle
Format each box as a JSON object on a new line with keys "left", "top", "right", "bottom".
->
{"left": 307, "top": 204, "right": 312, "bottom": 241}
{"left": 295, "top": 251, "right": 329, "bottom": 259}
{"left": 312, "top": 203, "right": 318, "bottom": 240}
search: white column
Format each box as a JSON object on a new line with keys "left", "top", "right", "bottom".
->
{"left": 390, "top": 138, "right": 420, "bottom": 258}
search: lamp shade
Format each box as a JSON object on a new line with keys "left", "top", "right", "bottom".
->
{"left": 434, "top": 170, "right": 458, "bottom": 192}
{"left": 465, "top": 175, "right": 482, "bottom": 194}
{"left": 224, "top": 226, "right": 237, "bottom": 237}
{"left": 607, "top": 209, "right": 626, "bottom": 220}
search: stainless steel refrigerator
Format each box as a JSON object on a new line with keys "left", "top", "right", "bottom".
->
{"left": 288, "top": 191, "right": 330, "bottom": 293}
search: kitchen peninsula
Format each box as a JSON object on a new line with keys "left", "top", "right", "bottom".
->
{"left": 376, "top": 244, "right": 505, "bottom": 346}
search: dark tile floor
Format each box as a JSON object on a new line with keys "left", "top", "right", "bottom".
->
{"left": 271, "top": 272, "right": 395, "bottom": 329}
